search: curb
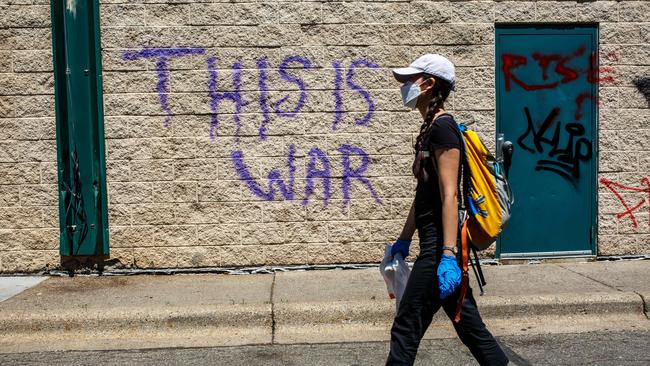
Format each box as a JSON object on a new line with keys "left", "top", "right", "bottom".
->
{"left": 0, "top": 304, "right": 272, "bottom": 333}
{"left": 273, "top": 292, "right": 645, "bottom": 327}
{"left": 0, "top": 293, "right": 643, "bottom": 334}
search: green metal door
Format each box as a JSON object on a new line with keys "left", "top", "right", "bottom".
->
{"left": 496, "top": 25, "right": 598, "bottom": 258}
{"left": 51, "top": 0, "right": 109, "bottom": 256}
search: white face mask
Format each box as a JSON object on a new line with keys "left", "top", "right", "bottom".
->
{"left": 400, "top": 80, "right": 424, "bottom": 110}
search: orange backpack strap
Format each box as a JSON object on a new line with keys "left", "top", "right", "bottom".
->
{"left": 454, "top": 219, "right": 470, "bottom": 323}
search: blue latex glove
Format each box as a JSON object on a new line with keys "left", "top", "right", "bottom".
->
{"left": 437, "top": 254, "right": 461, "bottom": 299}
{"left": 390, "top": 239, "right": 411, "bottom": 259}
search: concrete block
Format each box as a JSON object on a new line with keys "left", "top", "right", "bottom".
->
{"left": 0, "top": 51, "right": 10, "bottom": 73}
{"left": 108, "top": 182, "right": 153, "bottom": 204}
{"left": 0, "top": 163, "right": 40, "bottom": 185}
{"left": 241, "top": 222, "right": 285, "bottom": 245}
{"left": 327, "top": 220, "right": 371, "bottom": 244}
{"left": 410, "top": 1, "right": 452, "bottom": 24}
{"left": 7, "top": 28, "right": 51, "bottom": 51}
{"left": 452, "top": 0, "right": 495, "bottom": 23}
{"left": 102, "top": 71, "right": 158, "bottom": 94}
{"left": 495, "top": 1, "right": 535, "bottom": 22}
{"left": 576, "top": 1, "right": 619, "bottom": 22}
{"left": 366, "top": 2, "right": 409, "bottom": 24}
{"left": 110, "top": 226, "right": 154, "bottom": 248}
{"left": 144, "top": 3, "right": 190, "bottom": 27}
{"left": 153, "top": 181, "right": 198, "bottom": 203}
{"left": 152, "top": 225, "right": 197, "bottom": 247}
{"left": 454, "top": 88, "right": 495, "bottom": 110}
{"left": 19, "top": 184, "right": 57, "bottom": 206}
{"left": 0, "top": 229, "right": 57, "bottom": 251}
{"left": 0, "top": 5, "right": 50, "bottom": 28}
{"left": 277, "top": 2, "right": 321, "bottom": 24}
{"left": 0, "top": 249, "right": 57, "bottom": 273}
{"left": 0, "top": 96, "right": 15, "bottom": 118}
{"left": 129, "top": 159, "right": 174, "bottom": 182}
{"left": 100, "top": 4, "right": 145, "bottom": 27}
{"left": 108, "top": 204, "right": 131, "bottom": 226}
{"left": 619, "top": 0, "right": 650, "bottom": 22}
{"left": 196, "top": 224, "right": 240, "bottom": 246}
{"left": 14, "top": 95, "right": 55, "bottom": 118}
{"left": 0, "top": 117, "right": 55, "bottom": 140}
{"left": 130, "top": 203, "right": 177, "bottom": 225}
{"left": 345, "top": 24, "right": 390, "bottom": 46}
{"left": 284, "top": 221, "right": 329, "bottom": 244}
{"left": 536, "top": 1, "right": 578, "bottom": 22}
{"left": 322, "top": 2, "right": 367, "bottom": 24}
{"left": 599, "top": 151, "right": 638, "bottom": 173}
{"left": 105, "top": 138, "right": 154, "bottom": 160}
{"left": 173, "top": 159, "right": 220, "bottom": 181}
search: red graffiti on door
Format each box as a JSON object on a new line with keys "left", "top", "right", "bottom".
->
{"left": 502, "top": 47, "right": 615, "bottom": 92}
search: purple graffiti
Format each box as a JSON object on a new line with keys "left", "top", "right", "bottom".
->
{"left": 273, "top": 55, "right": 311, "bottom": 118}
{"left": 347, "top": 59, "right": 378, "bottom": 126}
{"left": 206, "top": 57, "right": 248, "bottom": 141}
{"left": 230, "top": 144, "right": 296, "bottom": 201}
{"left": 302, "top": 147, "right": 331, "bottom": 207}
{"left": 331, "top": 60, "right": 344, "bottom": 130}
{"left": 121, "top": 47, "right": 206, "bottom": 128}
{"left": 339, "top": 144, "right": 381, "bottom": 206}
{"left": 256, "top": 57, "right": 272, "bottom": 140}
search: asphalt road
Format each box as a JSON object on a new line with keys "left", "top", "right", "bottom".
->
{"left": 2, "top": 330, "right": 649, "bottom": 366}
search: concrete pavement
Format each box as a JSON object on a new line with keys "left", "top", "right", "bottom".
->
{"left": 0, "top": 276, "right": 47, "bottom": 302}
{"left": 0, "top": 260, "right": 648, "bottom": 353}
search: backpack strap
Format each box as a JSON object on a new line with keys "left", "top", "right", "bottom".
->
{"left": 454, "top": 218, "right": 470, "bottom": 323}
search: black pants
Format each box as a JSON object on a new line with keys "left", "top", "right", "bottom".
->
{"left": 385, "top": 220, "right": 508, "bottom": 366}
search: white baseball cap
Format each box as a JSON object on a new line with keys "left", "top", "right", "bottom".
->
{"left": 392, "top": 54, "right": 456, "bottom": 91}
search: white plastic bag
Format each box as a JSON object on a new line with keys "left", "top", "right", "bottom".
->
{"left": 379, "top": 244, "right": 411, "bottom": 312}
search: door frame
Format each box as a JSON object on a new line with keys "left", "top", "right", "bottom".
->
{"left": 494, "top": 23, "right": 599, "bottom": 259}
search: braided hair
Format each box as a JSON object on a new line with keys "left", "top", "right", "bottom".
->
{"left": 412, "top": 74, "right": 453, "bottom": 183}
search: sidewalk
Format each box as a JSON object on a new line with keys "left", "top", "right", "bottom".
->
{"left": 0, "top": 260, "right": 649, "bottom": 353}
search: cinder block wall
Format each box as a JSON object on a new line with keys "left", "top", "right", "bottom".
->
{"left": 0, "top": 1, "right": 648, "bottom": 272}
{"left": 0, "top": 2, "right": 59, "bottom": 272}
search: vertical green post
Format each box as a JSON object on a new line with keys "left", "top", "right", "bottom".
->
{"left": 51, "top": 0, "right": 109, "bottom": 257}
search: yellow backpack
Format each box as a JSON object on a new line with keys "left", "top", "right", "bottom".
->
{"left": 457, "top": 123, "right": 513, "bottom": 250}
{"left": 454, "top": 121, "right": 513, "bottom": 322}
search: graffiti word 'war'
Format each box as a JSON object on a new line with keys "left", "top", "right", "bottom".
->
{"left": 121, "top": 47, "right": 378, "bottom": 141}
{"left": 600, "top": 177, "right": 650, "bottom": 231}
{"left": 518, "top": 106, "right": 592, "bottom": 186}
{"left": 122, "top": 47, "right": 383, "bottom": 208}
{"left": 231, "top": 144, "right": 381, "bottom": 208}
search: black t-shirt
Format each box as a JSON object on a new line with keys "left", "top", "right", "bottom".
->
{"left": 413, "top": 114, "right": 462, "bottom": 226}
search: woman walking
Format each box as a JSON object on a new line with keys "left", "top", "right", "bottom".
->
{"left": 385, "top": 54, "right": 509, "bottom": 366}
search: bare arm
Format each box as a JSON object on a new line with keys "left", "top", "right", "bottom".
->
{"left": 398, "top": 198, "right": 417, "bottom": 241}
{"left": 434, "top": 147, "right": 460, "bottom": 256}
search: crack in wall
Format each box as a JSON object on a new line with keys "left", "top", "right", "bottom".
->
{"left": 270, "top": 272, "right": 277, "bottom": 344}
